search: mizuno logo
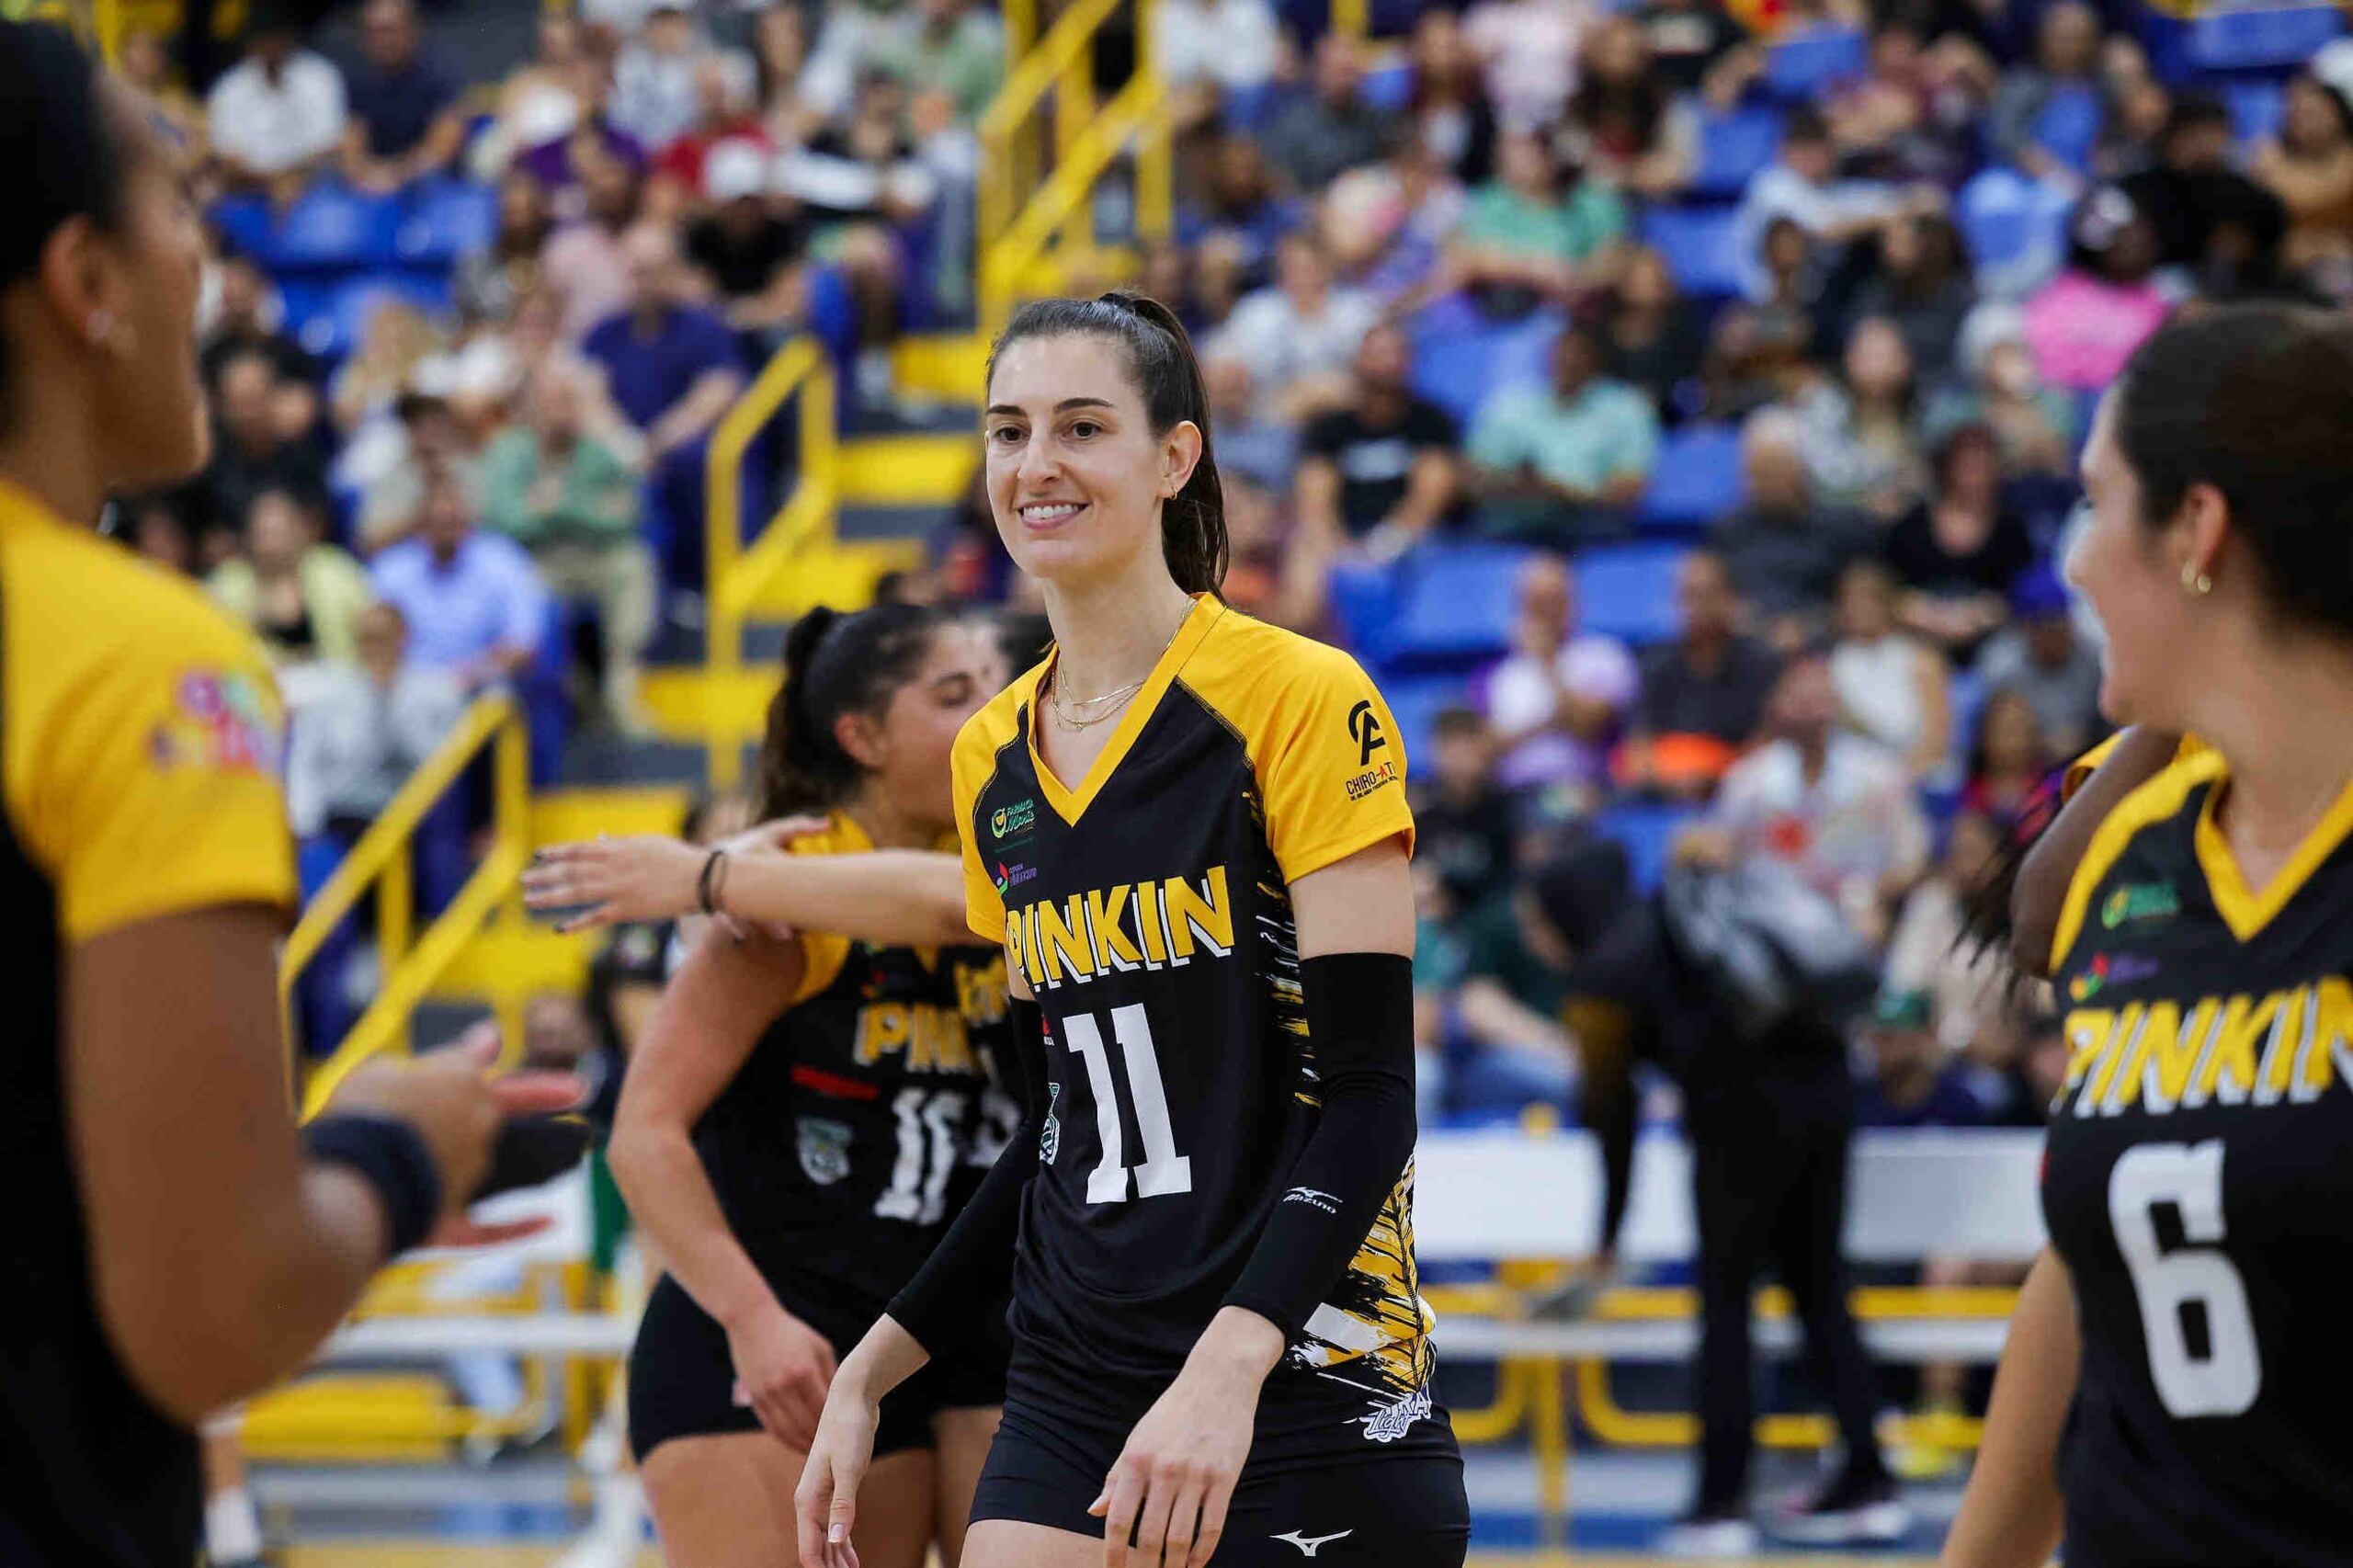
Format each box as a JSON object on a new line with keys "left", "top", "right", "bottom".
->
{"left": 1272, "top": 1529, "right": 1352, "bottom": 1556}
{"left": 1281, "top": 1186, "right": 1341, "bottom": 1213}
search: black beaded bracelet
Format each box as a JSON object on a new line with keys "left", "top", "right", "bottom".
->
{"left": 696, "top": 846, "right": 728, "bottom": 915}
{"left": 305, "top": 1113, "right": 443, "bottom": 1258}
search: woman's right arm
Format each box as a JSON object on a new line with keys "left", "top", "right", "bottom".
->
{"left": 68, "top": 908, "right": 570, "bottom": 1424}
{"left": 1940, "top": 1248, "right": 2077, "bottom": 1568}
{"left": 607, "top": 923, "right": 838, "bottom": 1446}
{"left": 526, "top": 834, "right": 971, "bottom": 948}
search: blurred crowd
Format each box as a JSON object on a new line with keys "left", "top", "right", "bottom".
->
{"left": 102, "top": 0, "right": 2353, "bottom": 1133}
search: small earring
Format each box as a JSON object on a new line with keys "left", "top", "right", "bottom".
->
{"left": 85, "top": 311, "right": 115, "bottom": 347}
{"left": 2181, "top": 561, "right": 2213, "bottom": 597}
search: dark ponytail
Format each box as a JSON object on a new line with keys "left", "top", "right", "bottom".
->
{"left": 755, "top": 602, "right": 946, "bottom": 821}
{"left": 985, "top": 291, "right": 1229, "bottom": 596}
{"left": 2111, "top": 303, "right": 2353, "bottom": 639}
{"left": 0, "top": 21, "right": 128, "bottom": 436}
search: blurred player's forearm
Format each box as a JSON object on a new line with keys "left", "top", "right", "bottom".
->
{"left": 1939, "top": 1249, "right": 2076, "bottom": 1568}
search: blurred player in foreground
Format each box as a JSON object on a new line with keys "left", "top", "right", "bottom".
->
{"left": 0, "top": 23, "right": 574, "bottom": 1564}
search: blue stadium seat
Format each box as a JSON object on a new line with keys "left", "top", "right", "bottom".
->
{"left": 1591, "top": 801, "right": 1703, "bottom": 892}
{"left": 1380, "top": 672, "right": 1476, "bottom": 769}
{"left": 1689, "top": 106, "right": 1783, "bottom": 200}
{"left": 1573, "top": 540, "right": 1687, "bottom": 647}
{"left": 2031, "top": 83, "right": 2104, "bottom": 174}
{"left": 267, "top": 184, "right": 403, "bottom": 273}
{"left": 1386, "top": 540, "right": 1532, "bottom": 667}
{"left": 1361, "top": 61, "right": 1415, "bottom": 115}
{"left": 1637, "top": 422, "right": 1745, "bottom": 532}
{"left": 2187, "top": 3, "right": 2344, "bottom": 74}
{"left": 1640, "top": 205, "right": 1744, "bottom": 299}
{"left": 210, "top": 193, "right": 273, "bottom": 260}
{"left": 1406, "top": 295, "right": 1561, "bottom": 428}
{"left": 1325, "top": 558, "right": 1402, "bottom": 667}
{"left": 1956, "top": 168, "right": 2073, "bottom": 300}
{"left": 1764, "top": 25, "right": 1866, "bottom": 100}
{"left": 2225, "top": 79, "right": 2287, "bottom": 145}
{"left": 296, "top": 276, "right": 451, "bottom": 361}
{"left": 395, "top": 179, "right": 499, "bottom": 270}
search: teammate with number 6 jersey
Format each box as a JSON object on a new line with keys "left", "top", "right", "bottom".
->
{"left": 797, "top": 295, "right": 1467, "bottom": 1568}
{"left": 605, "top": 603, "right": 1017, "bottom": 1568}
{"left": 1944, "top": 306, "right": 2353, "bottom": 1568}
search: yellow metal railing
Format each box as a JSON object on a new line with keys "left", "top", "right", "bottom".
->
{"left": 703, "top": 335, "right": 837, "bottom": 790}
{"left": 977, "top": 0, "right": 1172, "bottom": 332}
{"left": 287, "top": 691, "right": 532, "bottom": 1117}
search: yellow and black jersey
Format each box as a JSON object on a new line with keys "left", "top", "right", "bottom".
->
{"left": 699, "top": 812, "right": 1016, "bottom": 1310}
{"left": 0, "top": 482, "right": 296, "bottom": 1566}
{"left": 951, "top": 594, "right": 1438, "bottom": 1442}
{"left": 2045, "top": 744, "right": 2353, "bottom": 1567}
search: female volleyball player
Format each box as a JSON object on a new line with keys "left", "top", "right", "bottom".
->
{"left": 0, "top": 24, "right": 574, "bottom": 1564}
{"left": 787, "top": 293, "right": 1466, "bottom": 1568}
{"left": 1944, "top": 304, "right": 2353, "bottom": 1568}
{"left": 608, "top": 602, "right": 1016, "bottom": 1568}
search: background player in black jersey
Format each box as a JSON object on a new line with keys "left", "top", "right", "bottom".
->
{"left": 768, "top": 293, "right": 1466, "bottom": 1568}
{"left": 0, "top": 25, "right": 578, "bottom": 1566}
{"left": 1944, "top": 305, "right": 2353, "bottom": 1568}
{"left": 607, "top": 601, "right": 1016, "bottom": 1568}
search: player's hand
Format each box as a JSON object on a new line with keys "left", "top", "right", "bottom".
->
{"left": 522, "top": 815, "right": 830, "bottom": 934}
{"left": 797, "top": 1373, "right": 882, "bottom": 1568}
{"left": 1093, "top": 1308, "right": 1281, "bottom": 1568}
{"left": 726, "top": 1298, "right": 837, "bottom": 1451}
{"left": 524, "top": 835, "right": 705, "bottom": 932}
{"left": 323, "top": 1024, "right": 584, "bottom": 1239}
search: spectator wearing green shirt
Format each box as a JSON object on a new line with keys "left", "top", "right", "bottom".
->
{"left": 871, "top": 0, "right": 1005, "bottom": 125}
{"left": 480, "top": 358, "right": 654, "bottom": 734}
{"left": 1449, "top": 130, "right": 1628, "bottom": 317}
{"left": 1467, "top": 322, "right": 1660, "bottom": 545}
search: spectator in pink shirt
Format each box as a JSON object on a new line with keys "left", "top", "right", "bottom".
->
{"left": 2022, "top": 187, "right": 2170, "bottom": 393}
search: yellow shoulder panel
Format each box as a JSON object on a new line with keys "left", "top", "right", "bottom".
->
{"left": 2049, "top": 746, "right": 2223, "bottom": 973}
{"left": 1, "top": 496, "right": 297, "bottom": 940}
{"left": 1176, "top": 611, "right": 1415, "bottom": 883}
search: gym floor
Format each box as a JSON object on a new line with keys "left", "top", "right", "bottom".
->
{"left": 255, "top": 1449, "right": 1964, "bottom": 1566}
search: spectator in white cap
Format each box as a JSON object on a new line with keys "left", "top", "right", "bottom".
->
{"left": 684, "top": 140, "right": 812, "bottom": 334}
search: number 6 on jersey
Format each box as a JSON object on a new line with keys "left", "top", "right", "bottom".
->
{"left": 1060, "top": 1005, "right": 1192, "bottom": 1203}
{"left": 2108, "top": 1139, "right": 2262, "bottom": 1419}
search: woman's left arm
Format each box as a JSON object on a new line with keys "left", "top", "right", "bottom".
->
{"left": 1096, "top": 835, "right": 1416, "bottom": 1568}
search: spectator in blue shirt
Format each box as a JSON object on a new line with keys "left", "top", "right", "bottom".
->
{"left": 581, "top": 223, "right": 747, "bottom": 592}
{"left": 369, "top": 470, "right": 551, "bottom": 693}
{"left": 339, "top": 0, "right": 464, "bottom": 192}
{"left": 1855, "top": 989, "right": 1984, "bottom": 1129}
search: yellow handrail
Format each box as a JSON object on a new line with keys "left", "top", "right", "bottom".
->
{"left": 288, "top": 692, "right": 532, "bottom": 1117}
{"left": 981, "top": 71, "right": 1167, "bottom": 331}
{"left": 978, "top": 0, "right": 1129, "bottom": 255}
{"left": 977, "top": 0, "right": 1170, "bottom": 331}
{"left": 703, "top": 335, "right": 837, "bottom": 791}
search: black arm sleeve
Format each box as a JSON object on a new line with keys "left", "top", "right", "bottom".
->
{"left": 886, "top": 994, "right": 1045, "bottom": 1357}
{"left": 1222, "top": 951, "right": 1418, "bottom": 1339}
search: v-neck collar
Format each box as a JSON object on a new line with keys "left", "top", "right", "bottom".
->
{"left": 1027, "top": 594, "right": 1222, "bottom": 827}
{"left": 2191, "top": 756, "right": 2353, "bottom": 943}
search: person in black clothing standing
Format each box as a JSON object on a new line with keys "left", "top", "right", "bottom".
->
{"left": 1547, "top": 846, "right": 1904, "bottom": 1555}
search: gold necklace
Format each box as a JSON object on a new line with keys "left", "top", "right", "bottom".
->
{"left": 1047, "top": 609, "right": 1188, "bottom": 732}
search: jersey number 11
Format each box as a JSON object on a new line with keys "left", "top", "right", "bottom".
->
{"left": 1061, "top": 1005, "right": 1193, "bottom": 1203}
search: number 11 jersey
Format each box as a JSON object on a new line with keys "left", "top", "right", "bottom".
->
{"left": 2043, "top": 746, "right": 2353, "bottom": 1567}
{"left": 951, "top": 595, "right": 1438, "bottom": 1444}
